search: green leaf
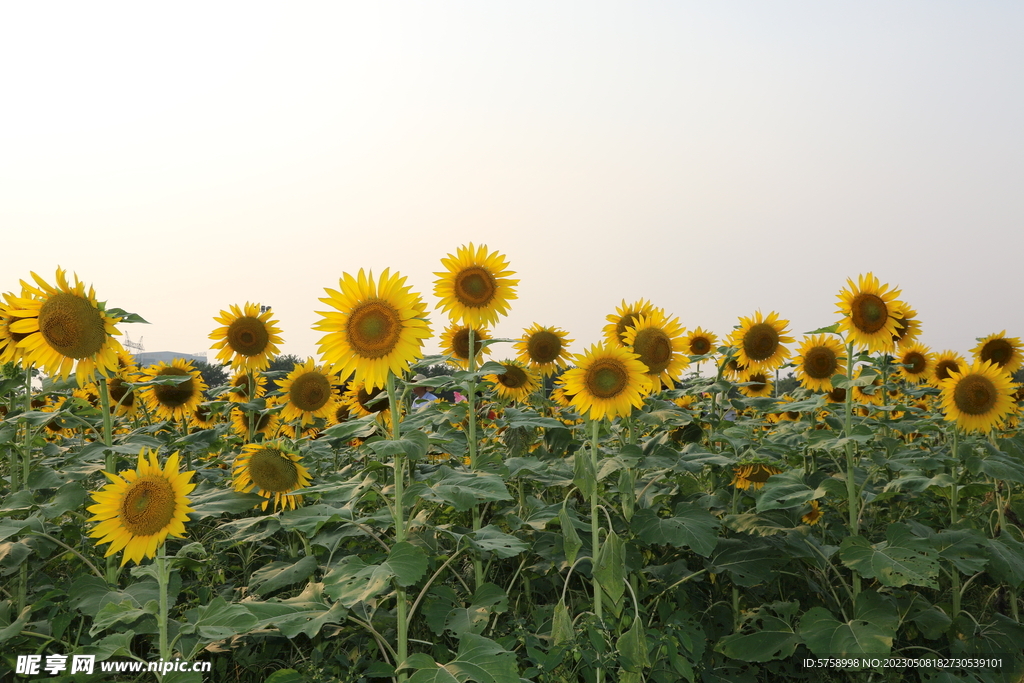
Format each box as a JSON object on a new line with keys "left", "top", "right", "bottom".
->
{"left": 986, "top": 536, "right": 1024, "bottom": 588}
{"left": 249, "top": 556, "right": 319, "bottom": 596}
{"left": 322, "top": 557, "right": 393, "bottom": 607}
{"left": 965, "top": 449, "right": 1024, "bottom": 484}
{"left": 573, "top": 452, "right": 596, "bottom": 500}
{"left": 402, "top": 633, "right": 519, "bottom": 683}
{"left": 182, "top": 597, "right": 259, "bottom": 640}
{"left": 501, "top": 407, "right": 563, "bottom": 430}
{"left": 245, "top": 583, "right": 347, "bottom": 639}
{"left": 420, "top": 467, "right": 513, "bottom": 511}
{"left": 755, "top": 470, "right": 826, "bottom": 512}
{"left": 265, "top": 670, "right": 306, "bottom": 683}
{"left": 854, "top": 590, "right": 899, "bottom": 637}
{"left": 444, "top": 583, "right": 508, "bottom": 636}
{"left": 90, "top": 599, "right": 157, "bottom": 636}
{"left": 716, "top": 602, "right": 800, "bottom": 662}
{"left": 559, "top": 507, "right": 582, "bottom": 565}
{"left": 551, "top": 601, "right": 574, "bottom": 646}
{"left": 467, "top": 526, "right": 528, "bottom": 559}
{"left": 594, "top": 531, "right": 625, "bottom": 607}
{"left": 39, "top": 482, "right": 89, "bottom": 519}
{"left": 105, "top": 307, "right": 150, "bottom": 324}
{"left": 931, "top": 528, "right": 989, "bottom": 574}
{"left": 798, "top": 606, "right": 893, "bottom": 657}
{"left": 705, "top": 537, "right": 780, "bottom": 587}
{"left": 387, "top": 542, "right": 429, "bottom": 586}
{"left": 805, "top": 323, "right": 840, "bottom": 335}
{"left": 617, "top": 616, "right": 650, "bottom": 672}
{"left": 188, "top": 483, "right": 268, "bottom": 518}
{"left": 0, "top": 605, "right": 31, "bottom": 644}
{"left": 839, "top": 524, "right": 939, "bottom": 589}
{"left": 366, "top": 430, "right": 429, "bottom": 460}
{"left": 631, "top": 503, "right": 720, "bottom": 557}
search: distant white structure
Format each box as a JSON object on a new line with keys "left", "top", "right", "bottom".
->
{"left": 133, "top": 351, "right": 208, "bottom": 367}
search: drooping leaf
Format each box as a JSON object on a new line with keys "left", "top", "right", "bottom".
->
{"left": 986, "top": 536, "right": 1024, "bottom": 588}
{"left": 594, "top": 531, "right": 625, "bottom": 607}
{"left": 466, "top": 526, "right": 528, "bottom": 559}
{"left": 616, "top": 616, "right": 650, "bottom": 672}
{"left": 705, "top": 537, "right": 781, "bottom": 587}
{"left": 756, "top": 470, "right": 826, "bottom": 512}
{"left": 559, "top": 507, "right": 583, "bottom": 565}
{"left": 181, "top": 597, "right": 259, "bottom": 641}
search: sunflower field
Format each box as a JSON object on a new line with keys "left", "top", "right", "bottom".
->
{"left": 2, "top": 249, "right": 1024, "bottom": 683}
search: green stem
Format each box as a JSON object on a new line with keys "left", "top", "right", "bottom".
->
{"left": 994, "top": 482, "right": 1021, "bottom": 622}
{"left": 386, "top": 373, "right": 409, "bottom": 682}
{"left": 99, "top": 378, "right": 115, "bottom": 472}
{"left": 16, "top": 368, "right": 32, "bottom": 614}
{"left": 156, "top": 548, "right": 171, "bottom": 675}
{"left": 466, "top": 328, "right": 484, "bottom": 590}
{"left": 950, "top": 426, "right": 960, "bottom": 621}
{"left": 843, "top": 341, "right": 861, "bottom": 598}
{"left": 589, "top": 417, "right": 604, "bottom": 683}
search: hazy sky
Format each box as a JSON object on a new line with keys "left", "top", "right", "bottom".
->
{"left": 3, "top": 3, "right": 1022, "bottom": 367}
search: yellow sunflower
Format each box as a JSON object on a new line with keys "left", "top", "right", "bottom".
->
{"left": 738, "top": 370, "right": 773, "bottom": 398}
{"left": 939, "top": 360, "right": 1016, "bottom": 434}
{"left": 560, "top": 343, "right": 652, "bottom": 421}
{"left": 233, "top": 441, "right": 311, "bottom": 511}
{"left": 971, "top": 331, "right": 1023, "bottom": 375}
{"left": 932, "top": 350, "right": 967, "bottom": 387}
{"left": 485, "top": 359, "right": 540, "bottom": 402}
{"left": 87, "top": 449, "right": 196, "bottom": 566}
{"left": 140, "top": 358, "right": 207, "bottom": 422}
{"left": 851, "top": 367, "right": 883, "bottom": 406}
{"left": 107, "top": 376, "right": 141, "bottom": 418}
{"left": 550, "top": 384, "right": 576, "bottom": 410}
{"left": 620, "top": 310, "right": 689, "bottom": 390}
{"left": 826, "top": 386, "right": 847, "bottom": 404}
{"left": 440, "top": 324, "right": 491, "bottom": 369}
{"left": 277, "top": 358, "right": 338, "bottom": 426}
{"left": 329, "top": 398, "right": 352, "bottom": 426}
{"left": 515, "top": 323, "right": 573, "bottom": 376}
{"left": 227, "top": 371, "right": 267, "bottom": 402}
{"left": 316, "top": 268, "right": 432, "bottom": 390}
{"left": 685, "top": 327, "right": 718, "bottom": 358}
{"left": 891, "top": 302, "right": 921, "bottom": 347}
{"left": 897, "top": 341, "right": 934, "bottom": 384}
{"left": 794, "top": 334, "right": 845, "bottom": 392}
{"left": 229, "top": 403, "right": 280, "bottom": 439}
{"left": 343, "top": 381, "right": 393, "bottom": 425}
{"left": 731, "top": 462, "right": 783, "bottom": 491}
{"left": 433, "top": 243, "right": 518, "bottom": 327}
{"left": 730, "top": 311, "right": 793, "bottom": 374}
{"left": 836, "top": 273, "right": 904, "bottom": 353}
{"left": 603, "top": 299, "right": 659, "bottom": 347}
{"left": 7, "top": 268, "right": 125, "bottom": 386}
{"left": 802, "top": 500, "right": 822, "bottom": 526}
{"left": 209, "top": 303, "right": 284, "bottom": 372}
{"left": 189, "top": 402, "right": 220, "bottom": 430}
{"left": 724, "top": 359, "right": 747, "bottom": 381}
{"left": 0, "top": 292, "right": 26, "bottom": 365}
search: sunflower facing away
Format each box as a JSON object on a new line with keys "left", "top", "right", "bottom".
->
{"left": 440, "top": 324, "right": 491, "bottom": 369}
{"left": 794, "top": 334, "right": 845, "bottom": 392}
{"left": 685, "top": 327, "right": 718, "bottom": 358}
{"left": 730, "top": 311, "right": 793, "bottom": 374}
{"left": 836, "top": 273, "right": 904, "bottom": 353}
{"left": 971, "top": 331, "right": 1023, "bottom": 375}
{"left": 603, "top": 299, "right": 659, "bottom": 347}
{"left": 434, "top": 243, "right": 518, "bottom": 328}
{"left": 316, "top": 269, "right": 432, "bottom": 390}
{"left": 620, "top": 310, "right": 690, "bottom": 390}
{"left": 278, "top": 358, "right": 338, "bottom": 426}
{"left": 560, "top": 343, "right": 652, "bottom": 421}
{"left": 7, "top": 268, "right": 126, "bottom": 386}
{"left": 233, "top": 441, "right": 312, "bottom": 511}
{"left": 485, "top": 359, "right": 540, "bottom": 402}
{"left": 932, "top": 350, "right": 966, "bottom": 387}
{"left": 343, "top": 381, "right": 392, "bottom": 422}
{"left": 731, "top": 462, "right": 784, "bottom": 491}
{"left": 210, "top": 303, "right": 284, "bottom": 372}
{"left": 516, "top": 323, "right": 573, "bottom": 376}
{"left": 140, "top": 358, "right": 207, "bottom": 422}
{"left": 897, "top": 341, "right": 934, "bottom": 384}
{"left": 88, "top": 449, "right": 196, "bottom": 566}
{"left": 939, "top": 360, "right": 1016, "bottom": 434}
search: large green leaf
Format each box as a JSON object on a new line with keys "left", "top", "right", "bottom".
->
{"left": 631, "top": 503, "right": 720, "bottom": 557}
{"left": 322, "top": 542, "right": 426, "bottom": 606}
{"left": 986, "top": 536, "right": 1024, "bottom": 588}
{"left": 931, "top": 528, "right": 989, "bottom": 574}
{"left": 466, "top": 526, "right": 528, "bottom": 559}
{"left": 419, "top": 467, "right": 513, "bottom": 511}
{"left": 244, "top": 583, "right": 348, "bottom": 639}
{"left": 249, "top": 556, "right": 319, "bottom": 596}
{"left": 188, "top": 483, "right": 268, "bottom": 518}
{"left": 716, "top": 601, "right": 800, "bottom": 662}
{"left": 705, "top": 537, "right": 781, "bottom": 587}
{"left": 181, "top": 597, "right": 259, "bottom": 641}
{"left": 402, "top": 633, "right": 519, "bottom": 683}
{"left": 443, "top": 583, "right": 508, "bottom": 637}
{"left": 965, "top": 449, "right": 1024, "bottom": 484}
{"left": 755, "top": 469, "right": 826, "bottom": 512}
{"left": 594, "top": 531, "right": 625, "bottom": 607}
{"left": 558, "top": 507, "right": 583, "bottom": 565}
{"left": 386, "top": 542, "right": 430, "bottom": 586}
{"left": 839, "top": 524, "right": 939, "bottom": 589}
{"left": 798, "top": 606, "right": 894, "bottom": 657}
{"left": 617, "top": 616, "right": 650, "bottom": 672}
{"left": 366, "top": 430, "right": 429, "bottom": 460}
{"left": 573, "top": 451, "right": 596, "bottom": 500}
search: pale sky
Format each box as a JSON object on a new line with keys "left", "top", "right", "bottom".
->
{"left": 3, "top": 2, "right": 1022, "bottom": 367}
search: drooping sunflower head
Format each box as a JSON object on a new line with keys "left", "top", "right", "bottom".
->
{"left": 731, "top": 461, "right": 784, "bottom": 491}
{"left": 515, "top": 323, "right": 573, "bottom": 376}
{"left": 932, "top": 350, "right": 966, "bottom": 387}
{"left": 685, "top": 327, "right": 718, "bottom": 358}
{"left": 890, "top": 302, "right": 921, "bottom": 347}
{"left": 227, "top": 371, "right": 267, "bottom": 402}
{"left": 278, "top": 358, "right": 338, "bottom": 426}
{"left": 87, "top": 449, "right": 196, "bottom": 566}
{"left": 560, "top": 344, "right": 652, "bottom": 421}
{"left": 793, "top": 334, "right": 845, "bottom": 392}
{"left": 485, "top": 359, "right": 540, "bottom": 402}
{"left": 233, "top": 441, "right": 311, "bottom": 511}
{"left": 730, "top": 310, "right": 794, "bottom": 374}
{"left": 210, "top": 303, "right": 284, "bottom": 372}
{"left": 939, "top": 360, "right": 1016, "bottom": 434}
{"left": 441, "top": 324, "right": 491, "bottom": 370}
{"left": 316, "top": 268, "right": 432, "bottom": 391}
{"left": 433, "top": 243, "right": 518, "bottom": 327}
{"left": 603, "top": 299, "right": 659, "bottom": 347}
{"left": 140, "top": 358, "right": 207, "bottom": 422}
{"left": 802, "top": 500, "right": 822, "bottom": 526}
{"left": 621, "top": 310, "right": 689, "bottom": 390}
{"left": 836, "top": 273, "right": 904, "bottom": 353}
{"left": 738, "top": 370, "right": 773, "bottom": 398}
{"left": 897, "top": 342, "right": 934, "bottom": 384}
{"left": 971, "top": 331, "right": 1023, "bottom": 375}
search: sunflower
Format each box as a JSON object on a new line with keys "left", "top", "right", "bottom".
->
{"left": 433, "top": 243, "right": 518, "bottom": 327}
{"left": 771, "top": 395, "right": 802, "bottom": 423}
{"left": 724, "top": 359, "right": 747, "bottom": 381}
{"left": 932, "top": 350, "right": 966, "bottom": 387}
{"left": 140, "top": 358, "right": 207, "bottom": 422}
{"left": 620, "top": 310, "right": 689, "bottom": 390}
{"left": 971, "top": 331, "right": 1023, "bottom": 375}
{"left": 233, "top": 441, "right": 311, "bottom": 511}
{"left": 227, "top": 371, "right": 267, "bottom": 402}
{"left": 731, "top": 462, "right": 783, "bottom": 491}
{"left": 87, "top": 449, "right": 196, "bottom": 566}
{"left": 801, "top": 500, "right": 822, "bottom": 526}
{"left": 851, "top": 367, "right": 883, "bottom": 406}
{"left": 836, "top": 273, "right": 904, "bottom": 353}
{"left": 278, "top": 358, "right": 338, "bottom": 426}
{"left": 0, "top": 292, "right": 27, "bottom": 365}
{"left": 685, "top": 327, "right": 718, "bottom": 358}
{"left": 549, "top": 384, "right": 576, "bottom": 410}
{"left": 560, "top": 344, "right": 652, "bottom": 421}
{"left": 939, "top": 360, "right": 1016, "bottom": 434}
{"left": 440, "top": 324, "right": 490, "bottom": 369}
{"left": 516, "top": 323, "right": 573, "bottom": 376}
{"left": 603, "top": 299, "right": 659, "bottom": 347}
{"left": 316, "top": 268, "right": 432, "bottom": 390}
{"left": 738, "top": 370, "right": 773, "bottom": 398}
{"left": 730, "top": 311, "right": 793, "bottom": 374}
{"left": 826, "top": 386, "right": 848, "bottom": 404}
{"left": 485, "top": 359, "right": 540, "bottom": 402}
{"left": 106, "top": 376, "right": 140, "bottom": 417}
{"left": 7, "top": 269, "right": 125, "bottom": 386}
{"left": 343, "top": 381, "right": 393, "bottom": 426}
{"left": 793, "top": 334, "right": 845, "bottom": 392}
{"left": 890, "top": 302, "right": 921, "bottom": 347}
{"left": 329, "top": 398, "right": 352, "bottom": 426}
{"left": 209, "top": 303, "right": 284, "bottom": 372}
{"left": 229, "top": 403, "right": 281, "bottom": 439}
{"left": 41, "top": 397, "right": 77, "bottom": 439}
{"left": 189, "top": 402, "right": 220, "bottom": 430}
{"left": 897, "top": 342, "right": 934, "bottom": 384}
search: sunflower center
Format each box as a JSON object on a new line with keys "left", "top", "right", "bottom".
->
{"left": 291, "top": 372, "right": 331, "bottom": 412}
{"left": 452, "top": 327, "right": 479, "bottom": 360}
{"left": 231, "top": 375, "right": 252, "bottom": 398}
{"left": 226, "top": 316, "right": 270, "bottom": 357}
{"left": 118, "top": 476, "right": 177, "bottom": 536}
{"left": 689, "top": 336, "right": 711, "bottom": 355}
{"left": 904, "top": 352, "right": 926, "bottom": 375}
{"left": 108, "top": 377, "right": 135, "bottom": 407}
{"left": 498, "top": 364, "right": 528, "bottom": 389}
{"left": 953, "top": 374, "right": 997, "bottom": 416}
{"left": 247, "top": 449, "right": 300, "bottom": 493}
{"left": 334, "top": 403, "right": 350, "bottom": 422}
{"left": 358, "top": 386, "right": 389, "bottom": 413}
{"left": 743, "top": 323, "right": 779, "bottom": 362}
{"left": 527, "top": 330, "right": 561, "bottom": 364}
{"left": 828, "top": 387, "right": 847, "bottom": 402}
{"left": 37, "top": 292, "right": 107, "bottom": 359}
{"left": 804, "top": 346, "right": 837, "bottom": 379}
{"left": 615, "top": 313, "right": 641, "bottom": 344}
{"left": 851, "top": 294, "right": 888, "bottom": 334}
{"left": 454, "top": 267, "right": 496, "bottom": 307}
{"left": 980, "top": 339, "right": 1012, "bottom": 367}
{"left": 747, "top": 373, "right": 768, "bottom": 392}
{"left": 585, "top": 359, "right": 629, "bottom": 399}
{"left": 347, "top": 300, "right": 401, "bottom": 359}
{"left": 633, "top": 328, "right": 672, "bottom": 374}
{"left": 935, "top": 360, "right": 960, "bottom": 382}
{"left": 153, "top": 368, "right": 196, "bottom": 408}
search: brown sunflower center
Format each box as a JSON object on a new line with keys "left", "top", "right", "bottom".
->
{"left": 527, "top": 330, "right": 562, "bottom": 364}
{"left": 194, "top": 404, "right": 212, "bottom": 422}
{"left": 498, "top": 364, "right": 528, "bottom": 389}
{"left": 743, "top": 323, "right": 779, "bottom": 362}
{"left": 231, "top": 374, "right": 253, "bottom": 398}
{"left": 953, "top": 374, "right": 997, "bottom": 416}
{"left": 454, "top": 267, "right": 496, "bottom": 307}
{"left": 585, "top": 359, "right": 629, "bottom": 399}
{"left": 247, "top": 448, "right": 299, "bottom": 493}
{"left": 747, "top": 373, "right": 768, "bottom": 392}
{"left": 290, "top": 372, "right": 331, "bottom": 412}
{"left": 347, "top": 300, "right": 401, "bottom": 359}
{"left": 803, "top": 346, "right": 837, "bottom": 379}
{"left": 893, "top": 318, "right": 912, "bottom": 342}
{"left": 334, "top": 403, "right": 350, "bottom": 422}
{"left": 615, "top": 313, "right": 641, "bottom": 345}
{"left": 850, "top": 293, "right": 888, "bottom": 334}
{"left": 935, "top": 359, "right": 960, "bottom": 382}
{"left": 828, "top": 386, "right": 847, "bottom": 402}
{"left": 226, "top": 316, "right": 270, "bottom": 357}
{"left": 153, "top": 368, "right": 196, "bottom": 408}
{"left": 118, "top": 475, "right": 177, "bottom": 536}
{"left": 451, "top": 327, "right": 481, "bottom": 361}
{"left": 632, "top": 328, "right": 672, "bottom": 374}
{"left": 358, "top": 386, "right": 389, "bottom": 413}
{"left": 903, "top": 352, "right": 926, "bottom": 375}
{"left": 108, "top": 377, "right": 135, "bottom": 407}
{"left": 38, "top": 292, "right": 107, "bottom": 359}
{"left": 689, "top": 336, "right": 711, "bottom": 355}
{"left": 980, "top": 339, "right": 1012, "bottom": 367}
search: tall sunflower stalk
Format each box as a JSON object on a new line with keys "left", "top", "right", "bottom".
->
{"left": 842, "top": 340, "right": 861, "bottom": 598}
{"left": 466, "top": 328, "right": 485, "bottom": 590}
{"left": 385, "top": 373, "right": 411, "bottom": 680}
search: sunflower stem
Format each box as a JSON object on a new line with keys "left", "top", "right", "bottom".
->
{"left": 246, "top": 371, "right": 255, "bottom": 443}
{"left": 466, "top": 328, "right": 485, "bottom": 591}
{"left": 589, "top": 417, "right": 604, "bottom": 683}
{"left": 994, "top": 482, "right": 1021, "bottom": 622}
{"left": 950, "top": 426, "right": 961, "bottom": 621}
{"left": 156, "top": 547, "right": 172, "bottom": 672}
{"left": 16, "top": 368, "right": 33, "bottom": 614}
{"left": 99, "top": 378, "right": 115, "bottom": 473}
{"left": 843, "top": 341, "right": 861, "bottom": 599}
{"left": 386, "top": 373, "right": 410, "bottom": 683}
